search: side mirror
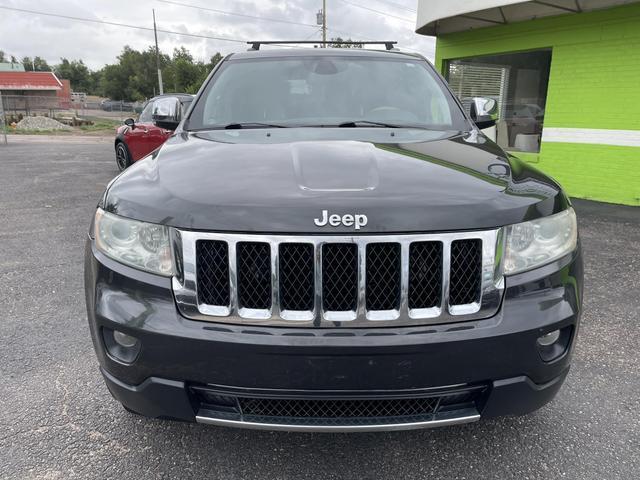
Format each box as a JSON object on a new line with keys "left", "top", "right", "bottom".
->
{"left": 124, "top": 118, "right": 135, "bottom": 128}
{"left": 152, "top": 97, "right": 181, "bottom": 130}
{"left": 470, "top": 97, "right": 498, "bottom": 130}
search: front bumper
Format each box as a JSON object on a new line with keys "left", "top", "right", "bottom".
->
{"left": 85, "top": 239, "right": 583, "bottom": 431}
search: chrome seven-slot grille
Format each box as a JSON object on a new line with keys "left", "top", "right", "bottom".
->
{"left": 172, "top": 229, "right": 503, "bottom": 328}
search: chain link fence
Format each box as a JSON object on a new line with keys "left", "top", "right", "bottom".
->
{"left": 0, "top": 93, "right": 6, "bottom": 144}
{"left": 1, "top": 95, "right": 143, "bottom": 137}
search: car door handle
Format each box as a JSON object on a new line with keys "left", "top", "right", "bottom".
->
{"left": 143, "top": 128, "right": 149, "bottom": 134}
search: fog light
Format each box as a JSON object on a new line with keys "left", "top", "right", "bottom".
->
{"left": 537, "top": 329, "right": 560, "bottom": 347}
{"left": 537, "top": 326, "right": 573, "bottom": 362}
{"left": 113, "top": 330, "right": 139, "bottom": 348}
{"left": 103, "top": 328, "right": 141, "bottom": 363}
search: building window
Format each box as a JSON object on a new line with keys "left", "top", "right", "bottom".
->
{"left": 446, "top": 49, "right": 551, "bottom": 153}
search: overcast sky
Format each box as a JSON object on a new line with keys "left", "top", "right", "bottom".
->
{"left": 0, "top": 0, "right": 434, "bottom": 70}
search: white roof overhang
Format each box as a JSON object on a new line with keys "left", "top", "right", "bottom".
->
{"left": 416, "top": 0, "right": 638, "bottom": 35}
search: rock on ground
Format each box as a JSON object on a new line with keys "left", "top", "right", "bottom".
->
{"left": 16, "top": 116, "right": 73, "bottom": 131}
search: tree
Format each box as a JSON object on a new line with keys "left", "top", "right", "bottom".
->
{"left": 11, "top": 45, "right": 223, "bottom": 99}
{"left": 34, "top": 56, "right": 51, "bottom": 71}
{"left": 161, "top": 48, "right": 223, "bottom": 95}
{"left": 98, "top": 46, "right": 169, "bottom": 100}
{"left": 55, "top": 58, "right": 92, "bottom": 92}
{"left": 328, "top": 37, "right": 363, "bottom": 48}
{"left": 207, "top": 53, "right": 223, "bottom": 72}
{"left": 99, "top": 63, "right": 128, "bottom": 100}
{"left": 190, "top": 53, "right": 223, "bottom": 92}
{"left": 22, "top": 56, "right": 52, "bottom": 72}
{"left": 164, "top": 47, "right": 201, "bottom": 94}
{"left": 0, "top": 51, "right": 5, "bottom": 62}
{"left": 89, "top": 70, "right": 103, "bottom": 94}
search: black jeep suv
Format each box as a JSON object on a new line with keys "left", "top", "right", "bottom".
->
{"left": 84, "top": 47, "right": 582, "bottom": 432}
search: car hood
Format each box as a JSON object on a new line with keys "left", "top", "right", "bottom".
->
{"left": 103, "top": 129, "right": 568, "bottom": 233}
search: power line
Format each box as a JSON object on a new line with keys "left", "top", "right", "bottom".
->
{"left": 0, "top": 5, "right": 312, "bottom": 49}
{"left": 339, "top": 0, "right": 415, "bottom": 23}
{"left": 158, "top": 0, "right": 419, "bottom": 46}
{"left": 157, "top": 0, "right": 317, "bottom": 28}
{"left": 0, "top": 5, "right": 245, "bottom": 44}
{"left": 0, "top": 4, "right": 424, "bottom": 57}
{"left": 302, "top": 28, "right": 322, "bottom": 41}
{"left": 372, "top": 0, "right": 416, "bottom": 13}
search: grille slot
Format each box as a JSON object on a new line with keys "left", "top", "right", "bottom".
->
{"left": 196, "top": 240, "right": 230, "bottom": 306}
{"left": 408, "top": 241, "right": 443, "bottom": 309}
{"left": 237, "top": 242, "right": 272, "bottom": 310}
{"left": 322, "top": 243, "right": 358, "bottom": 312}
{"left": 279, "top": 243, "right": 314, "bottom": 311}
{"left": 450, "top": 239, "right": 482, "bottom": 305}
{"left": 366, "top": 243, "right": 401, "bottom": 311}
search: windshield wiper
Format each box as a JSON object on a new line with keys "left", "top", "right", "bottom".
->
{"left": 222, "top": 122, "right": 287, "bottom": 129}
{"left": 338, "top": 120, "right": 404, "bottom": 128}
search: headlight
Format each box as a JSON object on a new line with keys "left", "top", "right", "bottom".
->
{"left": 94, "top": 209, "right": 173, "bottom": 276}
{"left": 504, "top": 208, "right": 577, "bottom": 275}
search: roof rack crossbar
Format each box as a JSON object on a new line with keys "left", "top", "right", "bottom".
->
{"left": 247, "top": 40, "right": 398, "bottom": 51}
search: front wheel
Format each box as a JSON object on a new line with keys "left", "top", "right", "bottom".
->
{"left": 115, "top": 142, "right": 132, "bottom": 172}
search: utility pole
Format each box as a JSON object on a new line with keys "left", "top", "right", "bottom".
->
{"left": 322, "top": 0, "right": 327, "bottom": 47}
{"left": 153, "top": 9, "right": 164, "bottom": 95}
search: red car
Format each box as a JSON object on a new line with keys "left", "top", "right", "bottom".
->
{"left": 114, "top": 94, "right": 193, "bottom": 171}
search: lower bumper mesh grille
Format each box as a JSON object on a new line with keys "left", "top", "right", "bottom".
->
{"left": 192, "top": 385, "right": 487, "bottom": 429}
{"left": 239, "top": 396, "right": 439, "bottom": 419}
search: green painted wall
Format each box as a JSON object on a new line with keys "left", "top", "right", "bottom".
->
{"left": 434, "top": 3, "right": 640, "bottom": 205}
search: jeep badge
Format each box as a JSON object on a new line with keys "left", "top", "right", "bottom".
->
{"left": 314, "top": 210, "right": 368, "bottom": 230}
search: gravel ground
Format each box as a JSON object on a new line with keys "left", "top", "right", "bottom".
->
{"left": 0, "top": 140, "right": 638, "bottom": 479}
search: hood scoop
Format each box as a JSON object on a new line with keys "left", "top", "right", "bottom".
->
{"left": 292, "top": 141, "right": 379, "bottom": 192}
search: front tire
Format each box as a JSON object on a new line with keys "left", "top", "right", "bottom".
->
{"left": 115, "top": 142, "right": 132, "bottom": 172}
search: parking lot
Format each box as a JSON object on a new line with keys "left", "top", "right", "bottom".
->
{"left": 0, "top": 138, "right": 638, "bottom": 479}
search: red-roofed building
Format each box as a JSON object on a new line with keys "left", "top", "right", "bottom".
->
{"left": 0, "top": 71, "right": 70, "bottom": 112}
{"left": 0, "top": 71, "right": 63, "bottom": 92}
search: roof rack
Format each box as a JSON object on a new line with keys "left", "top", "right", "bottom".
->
{"left": 247, "top": 40, "right": 398, "bottom": 51}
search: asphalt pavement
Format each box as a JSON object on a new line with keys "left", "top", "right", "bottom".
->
{"left": 0, "top": 138, "right": 638, "bottom": 479}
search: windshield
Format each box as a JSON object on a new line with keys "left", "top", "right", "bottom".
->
{"left": 187, "top": 55, "right": 468, "bottom": 131}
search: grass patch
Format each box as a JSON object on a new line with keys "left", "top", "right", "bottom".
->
{"left": 79, "top": 118, "right": 121, "bottom": 133}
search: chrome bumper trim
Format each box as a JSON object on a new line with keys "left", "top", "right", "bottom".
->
{"left": 195, "top": 411, "right": 480, "bottom": 432}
